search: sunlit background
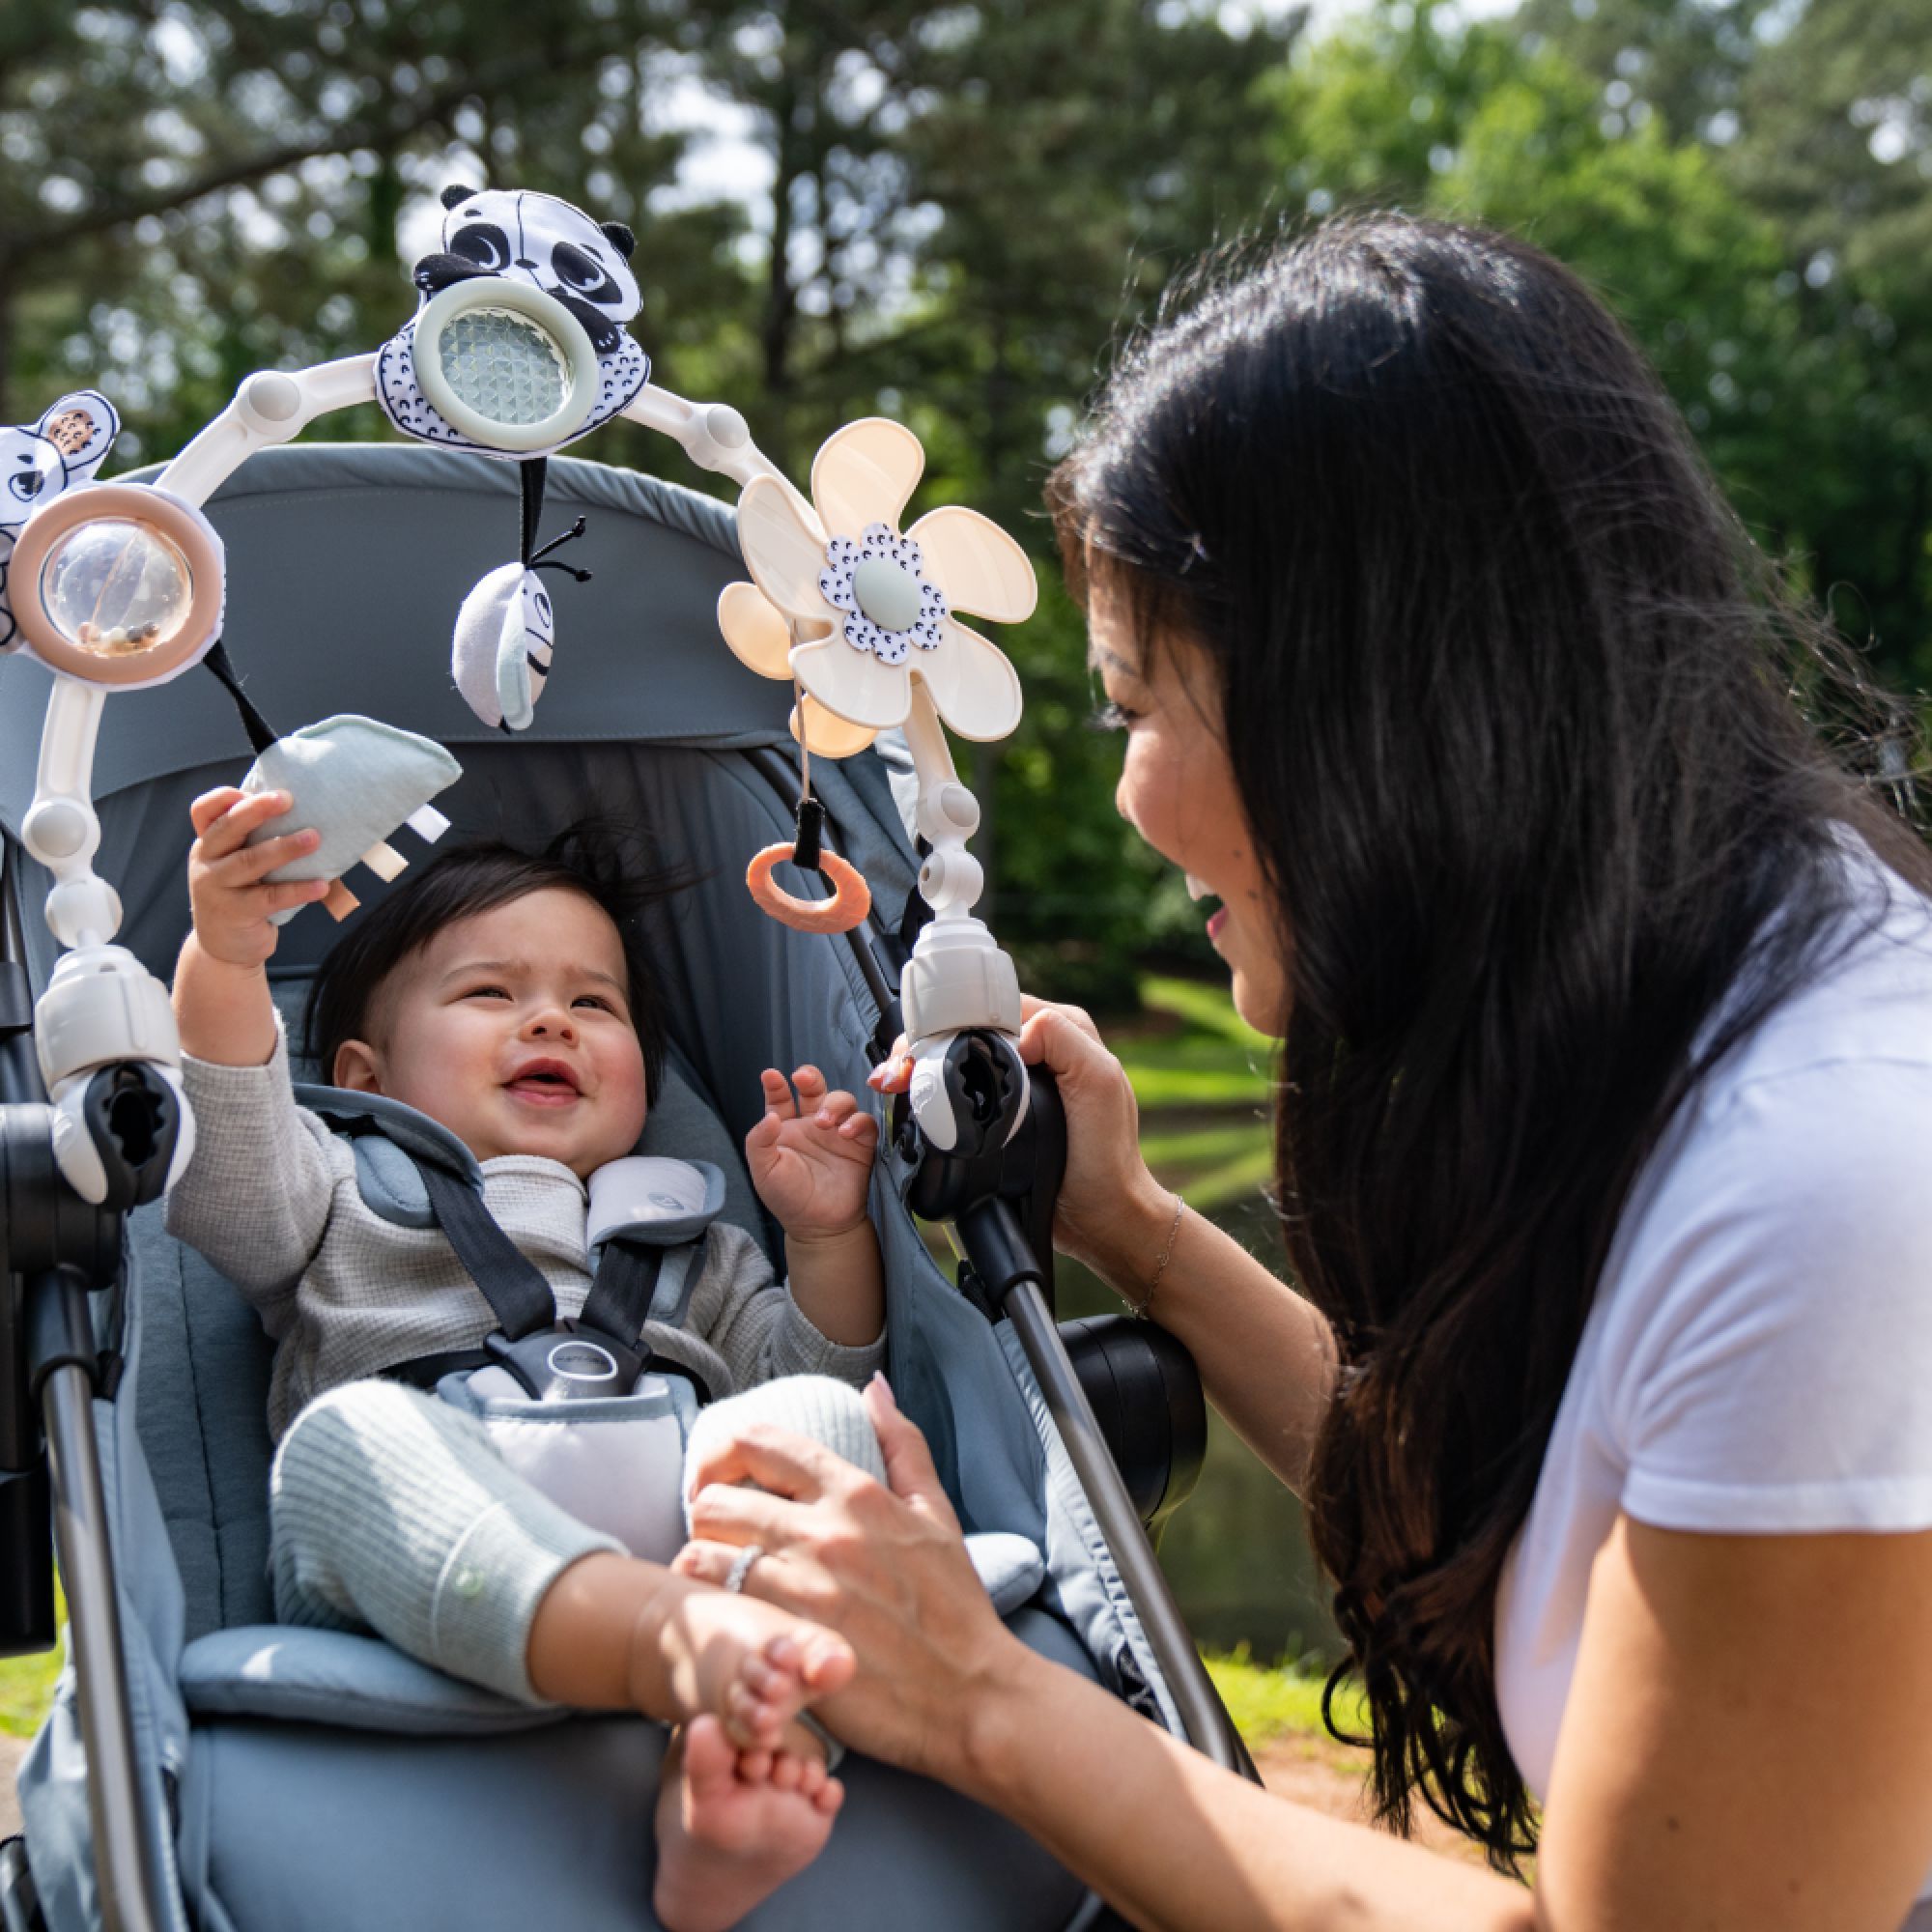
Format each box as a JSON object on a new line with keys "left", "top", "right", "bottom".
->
{"left": 3, "top": 0, "right": 1926, "bottom": 1714}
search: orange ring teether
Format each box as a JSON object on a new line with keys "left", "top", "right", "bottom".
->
{"left": 746, "top": 842, "right": 873, "bottom": 934}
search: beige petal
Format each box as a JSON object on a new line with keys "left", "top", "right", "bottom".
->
{"left": 811, "top": 418, "right": 925, "bottom": 540}
{"left": 717, "top": 581, "right": 793, "bottom": 680}
{"left": 738, "top": 475, "right": 836, "bottom": 626}
{"left": 789, "top": 632, "right": 913, "bottom": 731}
{"left": 912, "top": 618, "right": 1023, "bottom": 742}
{"left": 790, "top": 695, "right": 879, "bottom": 759}
{"left": 905, "top": 504, "right": 1037, "bottom": 624}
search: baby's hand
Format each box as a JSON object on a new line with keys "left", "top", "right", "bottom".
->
{"left": 745, "top": 1065, "right": 880, "bottom": 1241}
{"left": 186, "top": 787, "right": 330, "bottom": 969}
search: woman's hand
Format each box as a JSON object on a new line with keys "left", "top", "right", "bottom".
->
{"left": 870, "top": 997, "right": 1173, "bottom": 1289}
{"left": 673, "top": 1378, "right": 1025, "bottom": 1783}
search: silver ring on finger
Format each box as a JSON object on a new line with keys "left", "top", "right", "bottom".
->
{"left": 724, "top": 1544, "right": 764, "bottom": 1595}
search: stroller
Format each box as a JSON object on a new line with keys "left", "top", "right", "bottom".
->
{"left": 0, "top": 433, "right": 1250, "bottom": 1931}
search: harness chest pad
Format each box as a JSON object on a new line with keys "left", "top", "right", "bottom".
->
{"left": 586, "top": 1155, "right": 725, "bottom": 1253}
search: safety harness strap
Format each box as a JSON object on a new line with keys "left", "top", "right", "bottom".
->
{"left": 417, "top": 1159, "right": 557, "bottom": 1341}
{"left": 393, "top": 1149, "right": 713, "bottom": 1400}
{"left": 580, "top": 1241, "right": 665, "bottom": 1349}
{"left": 387, "top": 1347, "right": 496, "bottom": 1390}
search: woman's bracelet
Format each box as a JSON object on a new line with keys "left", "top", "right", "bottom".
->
{"left": 1124, "top": 1190, "right": 1185, "bottom": 1321}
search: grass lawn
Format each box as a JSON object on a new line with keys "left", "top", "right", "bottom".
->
{"left": 1117, "top": 977, "right": 1276, "bottom": 1210}
{"left": 1205, "top": 1647, "right": 1369, "bottom": 1759}
{"left": 0, "top": 1589, "right": 63, "bottom": 1740}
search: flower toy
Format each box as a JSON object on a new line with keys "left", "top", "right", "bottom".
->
{"left": 719, "top": 418, "right": 1036, "bottom": 753}
{"left": 718, "top": 418, "right": 1035, "bottom": 944}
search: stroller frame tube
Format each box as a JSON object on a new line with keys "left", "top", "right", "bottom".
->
{"left": 2, "top": 836, "right": 168, "bottom": 1932}
{"left": 1002, "top": 1273, "right": 1255, "bottom": 1777}
{"left": 42, "top": 1356, "right": 163, "bottom": 1932}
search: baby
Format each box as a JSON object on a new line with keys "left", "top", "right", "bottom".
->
{"left": 165, "top": 786, "right": 887, "bottom": 1932}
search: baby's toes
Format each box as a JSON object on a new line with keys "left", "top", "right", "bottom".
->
{"left": 728, "top": 1681, "right": 787, "bottom": 1746}
{"left": 787, "top": 1630, "right": 855, "bottom": 1693}
{"left": 734, "top": 1746, "right": 775, "bottom": 1785}
{"left": 811, "top": 1775, "right": 846, "bottom": 1818}
{"left": 795, "top": 1754, "right": 827, "bottom": 1800}
{"left": 768, "top": 1751, "right": 805, "bottom": 1794}
{"left": 682, "top": 1716, "right": 740, "bottom": 1798}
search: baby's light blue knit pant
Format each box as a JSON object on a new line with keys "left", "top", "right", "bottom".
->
{"left": 269, "top": 1373, "right": 885, "bottom": 1703}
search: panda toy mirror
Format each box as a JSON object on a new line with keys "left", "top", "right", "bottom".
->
{"left": 376, "top": 185, "right": 648, "bottom": 460}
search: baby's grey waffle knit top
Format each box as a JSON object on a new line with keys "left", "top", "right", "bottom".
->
{"left": 166, "top": 1032, "right": 885, "bottom": 1442}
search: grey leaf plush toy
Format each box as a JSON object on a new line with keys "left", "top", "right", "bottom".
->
{"left": 241, "top": 716, "right": 463, "bottom": 923}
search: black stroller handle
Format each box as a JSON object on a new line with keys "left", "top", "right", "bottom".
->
{"left": 901, "top": 1034, "right": 1258, "bottom": 1783}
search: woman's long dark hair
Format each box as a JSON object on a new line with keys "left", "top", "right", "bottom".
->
{"left": 1049, "top": 213, "right": 1932, "bottom": 1866}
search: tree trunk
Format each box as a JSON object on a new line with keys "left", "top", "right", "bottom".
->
{"left": 0, "top": 270, "right": 13, "bottom": 425}
{"left": 368, "top": 152, "right": 405, "bottom": 264}
{"left": 760, "top": 67, "right": 804, "bottom": 475}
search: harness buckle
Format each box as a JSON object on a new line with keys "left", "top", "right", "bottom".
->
{"left": 483, "top": 1322, "right": 649, "bottom": 1402}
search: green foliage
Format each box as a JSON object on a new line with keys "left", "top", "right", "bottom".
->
{"left": 0, "top": 1582, "right": 64, "bottom": 1740}
{"left": 1204, "top": 1645, "right": 1370, "bottom": 1747}
{"left": 1268, "top": 0, "right": 1932, "bottom": 692}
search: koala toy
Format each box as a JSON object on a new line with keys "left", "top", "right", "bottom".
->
{"left": 0, "top": 389, "right": 121, "bottom": 651}
{"left": 376, "top": 185, "right": 649, "bottom": 459}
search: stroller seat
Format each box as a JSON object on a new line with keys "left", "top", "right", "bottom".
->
{"left": 1, "top": 446, "right": 1195, "bottom": 1932}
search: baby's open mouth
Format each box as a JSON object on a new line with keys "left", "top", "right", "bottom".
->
{"left": 505, "top": 1059, "right": 582, "bottom": 1105}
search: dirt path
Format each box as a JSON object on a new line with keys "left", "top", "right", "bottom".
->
{"left": 0, "top": 1735, "right": 23, "bottom": 1842}
{"left": 1255, "top": 1733, "right": 1492, "bottom": 1867}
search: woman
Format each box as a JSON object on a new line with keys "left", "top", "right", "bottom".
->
{"left": 673, "top": 213, "right": 1932, "bottom": 1928}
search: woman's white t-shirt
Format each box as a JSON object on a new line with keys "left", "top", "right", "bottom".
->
{"left": 1495, "top": 845, "right": 1932, "bottom": 1892}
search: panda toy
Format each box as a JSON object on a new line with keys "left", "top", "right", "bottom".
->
{"left": 375, "top": 185, "right": 649, "bottom": 459}
{"left": 0, "top": 389, "right": 120, "bottom": 652}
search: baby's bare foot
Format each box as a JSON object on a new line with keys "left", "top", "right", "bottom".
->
{"left": 642, "top": 1582, "right": 854, "bottom": 1748}
{"left": 653, "top": 1716, "right": 844, "bottom": 1932}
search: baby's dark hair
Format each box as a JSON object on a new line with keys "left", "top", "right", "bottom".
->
{"left": 302, "top": 822, "right": 683, "bottom": 1094}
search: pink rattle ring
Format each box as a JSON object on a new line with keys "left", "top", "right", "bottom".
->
{"left": 746, "top": 842, "right": 872, "bottom": 934}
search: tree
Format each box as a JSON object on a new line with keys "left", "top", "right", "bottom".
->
{"left": 1511, "top": 0, "right": 1932, "bottom": 684}
{"left": 0, "top": 2, "right": 725, "bottom": 457}
{"left": 1265, "top": 0, "right": 1932, "bottom": 691}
